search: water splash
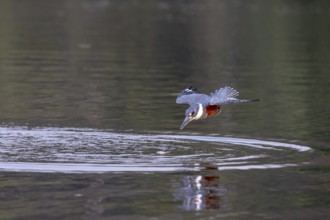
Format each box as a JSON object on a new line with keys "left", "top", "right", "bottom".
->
{"left": 0, "top": 126, "right": 312, "bottom": 173}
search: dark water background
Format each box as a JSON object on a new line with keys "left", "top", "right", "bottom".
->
{"left": 0, "top": 0, "right": 330, "bottom": 219}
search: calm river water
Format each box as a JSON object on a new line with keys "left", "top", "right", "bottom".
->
{"left": 0, "top": 0, "right": 330, "bottom": 219}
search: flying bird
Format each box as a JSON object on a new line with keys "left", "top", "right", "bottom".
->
{"left": 176, "top": 86, "right": 260, "bottom": 129}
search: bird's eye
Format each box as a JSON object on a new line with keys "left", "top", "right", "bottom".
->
{"left": 190, "top": 111, "right": 195, "bottom": 116}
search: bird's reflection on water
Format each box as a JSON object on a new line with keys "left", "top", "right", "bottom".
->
{"left": 174, "top": 164, "right": 223, "bottom": 211}
{"left": 70, "top": 165, "right": 223, "bottom": 217}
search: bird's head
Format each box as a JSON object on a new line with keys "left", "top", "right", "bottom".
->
{"left": 180, "top": 104, "right": 202, "bottom": 130}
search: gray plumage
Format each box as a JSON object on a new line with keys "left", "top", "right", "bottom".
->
{"left": 176, "top": 86, "right": 259, "bottom": 106}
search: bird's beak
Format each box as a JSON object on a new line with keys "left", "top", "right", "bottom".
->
{"left": 180, "top": 116, "right": 193, "bottom": 130}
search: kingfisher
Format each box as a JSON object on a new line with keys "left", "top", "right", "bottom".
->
{"left": 176, "top": 86, "right": 260, "bottom": 129}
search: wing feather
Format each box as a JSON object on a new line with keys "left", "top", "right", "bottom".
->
{"left": 210, "top": 86, "right": 259, "bottom": 105}
{"left": 176, "top": 86, "right": 209, "bottom": 105}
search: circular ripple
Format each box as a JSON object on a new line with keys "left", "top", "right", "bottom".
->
{"left": 0, "top": 126, "right": 312, "bottom": 173}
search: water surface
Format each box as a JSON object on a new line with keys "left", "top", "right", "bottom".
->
{"left": 0, "top": 0, "right": 330, "bottom": 219}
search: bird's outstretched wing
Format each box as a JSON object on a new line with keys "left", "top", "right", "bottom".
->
{"left": 176, "top": 86, "right": 209, "bottom": 105}
{"left": 210, "top": 86, "right": 259, "bottom": 105}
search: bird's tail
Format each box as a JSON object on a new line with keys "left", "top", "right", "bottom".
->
{"left": 235, "top": 98, "right": 261, "bottom": 103}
